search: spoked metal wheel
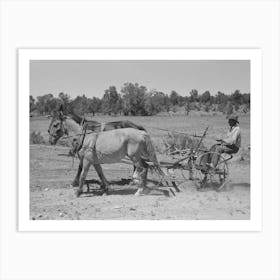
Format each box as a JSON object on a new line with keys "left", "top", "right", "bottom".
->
{"left": 194, "top": 152, "right": 229, "bottom": 191}
{"left": 164, "top": 152, "right": 192, "bottom": 182}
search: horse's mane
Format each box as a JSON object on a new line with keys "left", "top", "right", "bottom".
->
{"left": 68, "top": 111, "right": 84, "bottom": 125}
{"left": 68, "top": 111, "right": 101, "bottom": 126}
{"left": 110, "top": 120, "right": 146, "bottom": 131}
{"left": 64, "top": 117, "right": 83, "bottom": 134}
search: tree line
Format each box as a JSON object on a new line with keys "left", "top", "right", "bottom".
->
{"left": 30, "top": 82, "right": 250, "bottom": 116}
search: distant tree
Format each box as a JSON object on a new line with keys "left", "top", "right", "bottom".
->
{"left": 30, "top": 95, "right": 35, "bottom": 112}
{"left": 88, "top": 97, "right": 102, "bottom": 115}
{"left": 58, "top": 92, "right": 71, "bottom": 113}
{"left": 241, "top": 93, "right": 250, "bottom": 113}
{"left": 143, "top": 92, "right": 154, "bottom": 116}
{"left": 102, "top": 86, "right": 121, "bottom": 115}
{"left": 144, "top": 90, "right": 166, "bottom": 115}
{"left": 178, "top": 95, "right": 185, "bottom": 106}
{"left": 189, "top": 89, "right": 199, "bottom": 102}
{"left": 215, "top": 91, "right": 228, "bottom": 104}
{"left": 169, "top": 90, "right": 180, "bottom": 106}
{"left": 31, "top": 84, "right": 250, "bottom": 116}
{"left": 36, "top": 94, "right": 58, "bottom": 114}
{"left": 184, "top": 102, "right": 191, "bottom": 116}
{"left": 70, "top": 94, "right": 89, "bottom": 115}
{"left": 230, "top": 90, "right": 243, "bottom": 105}
{"left": 242, "top": 93, "right": 250, "bottom": 106}
{"left": 115, "top": 97, "right": 123, "bottom": 115}
{"left": 163, "top": 94, "right": 171, "bottom": 112}
{"left": 200, "top": 91, "right": 211, "bottom": 103}
{"left": 121, "top": 83, "right": 148, "bottom": 115}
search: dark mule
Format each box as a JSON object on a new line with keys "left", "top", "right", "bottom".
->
{"left": 68, "top": 110, "right": 146, "bottom": 132}
{"left": 48, "top": 108, "right": 146, "bottom": 145}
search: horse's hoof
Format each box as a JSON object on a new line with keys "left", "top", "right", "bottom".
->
{"left": 101, "top": 187, "right": 109, "bottom": 196}
{"left": 130, "top": 179, "right": 139, "bottom": 186}
{"left": 134, "top": 189, "right": 142, "bottom": 196}
{"left": 101, "top": 188, "right": 108, "bottom": 196}
{"left": 71, "top": 181, "right": 79, "bottom": 187}
{"left": 134, "top": 188, "right": 145, "bottom": 196}
{"left": 75, "top": 189, "right": 82, "bottom": 197}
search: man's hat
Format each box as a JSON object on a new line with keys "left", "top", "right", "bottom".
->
{"left": 227, "top": 114, "right": 239, "bottom": 123}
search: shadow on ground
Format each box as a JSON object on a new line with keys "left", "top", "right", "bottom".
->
{"left": 79, "top": 178, "right": 170, "bottom": 197}
{"left": 230, "top": 182, "right": 250, "bottom": 188}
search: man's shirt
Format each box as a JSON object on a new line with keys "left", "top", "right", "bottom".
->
{"left": 223, "top": 126, "right": 241, "bottom": 148}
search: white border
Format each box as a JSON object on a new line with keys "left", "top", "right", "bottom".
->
{"left": 19, "top": 49, "right": 262, "bottom": 231}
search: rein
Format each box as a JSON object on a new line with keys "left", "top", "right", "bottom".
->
{"left": 70, "top": 127, "right": 89, "bottom": 157}
{"left": 60, "top": 118, "right": 105, "bottom": 140}
{"left": 60, "top": 130, "right": 98, "bottom": 140}
{"left": 146, "top": 126, "right": 207, "bottom": 138}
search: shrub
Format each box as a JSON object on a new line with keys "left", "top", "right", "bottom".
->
{"left": 30, "top": 131, "right": 45, "bottom": 144}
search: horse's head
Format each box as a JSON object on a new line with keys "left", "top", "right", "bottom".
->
{"left": 48, "top": 109, "right": 68, "bottom": 145}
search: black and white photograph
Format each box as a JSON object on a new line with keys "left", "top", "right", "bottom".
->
{"left": 27, "top": 52, "right": 253, "bottom": 222}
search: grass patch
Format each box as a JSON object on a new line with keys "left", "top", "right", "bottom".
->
{"left": 163, "top": 132, "right": 207, "bottom": 154}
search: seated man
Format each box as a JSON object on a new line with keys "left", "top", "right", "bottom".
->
{"left": 209, "top": 114, "right": 241, "bottom": 168}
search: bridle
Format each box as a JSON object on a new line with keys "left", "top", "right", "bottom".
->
{"left": 69, "top": 127, "right": 89, "bottom": 156}
{"left": 48, "top": 114, "right": 101, "bottom": 148}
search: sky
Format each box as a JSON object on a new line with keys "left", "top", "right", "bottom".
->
{"left": 30, "top": 60, "right": 250, "bottom": 98}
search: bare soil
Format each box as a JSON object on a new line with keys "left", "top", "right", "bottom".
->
{"left": 30, "top": 140, "right": 250, "bottom": 220}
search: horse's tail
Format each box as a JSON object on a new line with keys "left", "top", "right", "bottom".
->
{"left": 143, "top": 134, "right": 164, "bottom": 177}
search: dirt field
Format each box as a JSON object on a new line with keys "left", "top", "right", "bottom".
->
{"left": 30, "top": 114, "right": 250, "bottom": 220}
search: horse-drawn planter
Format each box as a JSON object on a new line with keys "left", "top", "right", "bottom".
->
{"left": 158, "top": 126, "right": 233, "bottom": 193}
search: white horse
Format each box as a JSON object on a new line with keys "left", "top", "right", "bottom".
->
{"left": 70, "top": 128, "right": 163, "bottom": 197}
{"left": 48, "top": 116, "right": 145, "bottom": 183}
